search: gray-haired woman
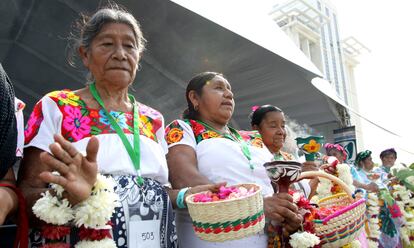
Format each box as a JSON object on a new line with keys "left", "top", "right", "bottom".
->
{"left": 18, "top": 5, "right": 218, "bottom": 247}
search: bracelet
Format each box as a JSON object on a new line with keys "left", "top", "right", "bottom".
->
{"left": 176, "top": 187, "right": 190, "bottom": 209}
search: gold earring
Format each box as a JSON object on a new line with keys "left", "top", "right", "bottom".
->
{"left": 194, "top": 105, "right": 199, "bottom": 111}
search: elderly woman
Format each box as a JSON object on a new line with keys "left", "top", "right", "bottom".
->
{"left": 18, "top": 6, "right": 216, "bottom": 248}
{"left": 249, "top": 105, "right": 319, "bottom": 246}
{"left": 249, "top": 105, "right": 318, "bottom": 196}
{"left": 165, "top": 72, "right": 302, "bottom": 248}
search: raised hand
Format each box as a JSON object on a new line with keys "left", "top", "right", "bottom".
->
{"left": 39, "top": 134, "right": 99, "bottom": 205}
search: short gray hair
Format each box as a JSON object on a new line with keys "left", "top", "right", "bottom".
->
{"left": 68, "top": 4, "right": 146, "bottom": 67}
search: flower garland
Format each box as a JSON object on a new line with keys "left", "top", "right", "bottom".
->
{"left": 32, "top": 173, "right": 118, "bottom": 248}
{"left": 288, "top": 191, "right": 321, "bottom": 248}
{"left": 289, "top": 231, "right": 320, "bottom": 248}
{"left": 391, "top": 184, "right": 414, "bottom": 246}
{"left": 314, "top": 158, "right": 355, "bottom": 200}
{"left": 365, "top": 192, "right": 380, "bottom": 247}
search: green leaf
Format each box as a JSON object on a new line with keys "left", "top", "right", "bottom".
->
{"left": 90, "top": 126, "right": 102, "bottom": 135}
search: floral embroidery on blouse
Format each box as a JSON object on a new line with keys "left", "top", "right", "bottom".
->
{"left": 24, "top": 89, "right": 162, "bottom": 144}
{"left": 165, "top": 120, "right": 184, "bottom": 145}
{"left": 24, "top": 101, "right": 44, "bottom": 144}
{"left": 165, "top": 119, "right": 264, "bottom": 148}
{"left": 238, "top": 130, "right": 264, "bottom": 148}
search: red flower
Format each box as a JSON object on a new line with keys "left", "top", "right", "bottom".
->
{"left": 41, "top": 225, "right": 71, "bottom": 240}
{"left": 40, "top": 243, "right": 70, "bottom": 248}
{"left": 388, "top": 203, "right": 403, "bottom": 218}
{"left": 190, "top": 120, "right": 205, "bottom": 136}
{"left": 90, "top": 110, "right": 100, "bottom": 119}
{"left": 79, "top": 225, "right": 112, "bottom": 241}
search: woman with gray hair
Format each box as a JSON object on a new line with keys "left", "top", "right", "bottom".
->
{"left": 18, "top": 5, "right": 217, "bottom": 247}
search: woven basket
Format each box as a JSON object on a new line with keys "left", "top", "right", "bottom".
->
{"left": 298, "top": 171, "right": 366, "bottom": 248}
{"left": 186, "top": 183, "right": 265, "bottom": 242}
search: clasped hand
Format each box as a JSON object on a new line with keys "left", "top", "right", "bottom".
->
{"left": 264, "top": 193, "right": 302, "bottom": 234}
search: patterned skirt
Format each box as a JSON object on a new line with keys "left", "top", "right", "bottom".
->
{"left": 29, "top": 176, "right": 178, "bottom": 248}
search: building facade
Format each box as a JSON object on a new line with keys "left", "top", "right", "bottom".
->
{"left": 269, "top": 0, "right": 368, "bottom": 149}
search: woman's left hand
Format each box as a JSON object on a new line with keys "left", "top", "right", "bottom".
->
{"left": 39, "top": 134, "right": 99, "bottom": 205}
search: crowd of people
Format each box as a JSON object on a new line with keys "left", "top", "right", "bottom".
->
{"left": 0, "top": 4, "right": 412, "bottom": 248}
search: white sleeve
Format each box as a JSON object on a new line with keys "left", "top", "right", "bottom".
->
{"left": 165, "top": 119, "right": 196, "bottom": 150}
{"left": 24, "top": 96, "right": 62, "bottom": 153}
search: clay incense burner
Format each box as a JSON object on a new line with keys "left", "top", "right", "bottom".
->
{"left": 263, "top": 161, "right": 302, "bottom": 193}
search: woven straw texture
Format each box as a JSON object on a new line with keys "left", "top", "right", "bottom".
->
{"left": 186, "top": 183, "right": 264, "bottom": 242}
{"left": 298, "top": 171, "right": 366, "bottom": 248}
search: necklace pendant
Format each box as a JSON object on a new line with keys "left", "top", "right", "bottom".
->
{"left": 249, "top": 162, "right": 254, "bottom": 171}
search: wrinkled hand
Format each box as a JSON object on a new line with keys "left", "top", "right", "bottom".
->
{"left": 39, "top": 134, "right": 99, "bottom": 205}
{"left": 302, "top": 161, "right": 318, "bottom": 172}
{"left": 365, "top": 182, "right": 379, "bottom": 192}
{"left": 264, "top": 193, "right": 302, "bottom": 233}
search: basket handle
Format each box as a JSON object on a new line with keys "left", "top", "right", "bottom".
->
{"left": 297, "top": 171, "right": 353, "bottom": 198}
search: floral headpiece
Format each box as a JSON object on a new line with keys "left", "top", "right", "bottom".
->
{"left": 355, "top": 150, "right": 372, "bottom": 166}
{"left": 324, "top": 143, "right": 347, "bottom": 160}
{"left": 251, "top": 105, "right": 260, "bottom": 112}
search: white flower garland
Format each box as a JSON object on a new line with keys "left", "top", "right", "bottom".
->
{"left": 32, "top": 189, "right": 74, "bottom": 225}
{"left": 367, "top": 239, "right": 379, "bottom": 248}
{"left": 346, "top": 240, "right": 361, "bottom": 248}
{"left": 314, "top": 163, "right": 354, "bottom": 200}
{"left": 32, "top": 173, "right": 118, "bottom": 247}
{"left": 366, "top": 193, "right": 380, "bottom": 243}
{"left": 391, "top": 184, "right": 414, "bottom": 246}
{"left": 289, "top": 231, "right": 320, "bottom": 248}
{"left": 74, "top": 174, "right": 119, "bottom": 228}
{"left": 337, "top": 163, "right": 355, "bottom": 192}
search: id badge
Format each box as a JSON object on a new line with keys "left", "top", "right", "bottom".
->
{"left": 129, "top": 219, "right": 161, "bottom": 248}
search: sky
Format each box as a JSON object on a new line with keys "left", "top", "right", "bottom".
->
{"left": 257, "top": 0, "right": 414, "bottom": 164}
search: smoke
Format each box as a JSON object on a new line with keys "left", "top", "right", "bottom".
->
{"left": 281, "top": 115, "right": 316, "bottom": 159}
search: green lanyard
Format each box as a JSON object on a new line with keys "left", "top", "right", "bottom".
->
{"left": 89, "top": 83, "right": 143, "bottom": 185}
{"left": 196, "top": 120, "right": 254, "bottom": 170}
{"left": 273, "top": 153, "right": 284, "bottom": 161}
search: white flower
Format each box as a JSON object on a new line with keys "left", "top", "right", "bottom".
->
{"left": 94, "top": 174, "right": 116, "bottom": 192}
{"left": 367, "top": 239, "right": 379, "bottom": 248}
{"left": 316, "top": 178, "right": 332, "bottom": 198}
{"left": 32, "top": 191, "right": 74, "bottom": 225}
{"left": 50, "top": 171, "right": 65, "bottom": 197}
{"left": 349, "top": 240, "right": 362, "bottom": 248}
{"left": 74, "top": 175, "right": 119, "bottom": 228}
{"left": 400, "top": 226, "right": 410, "bottom": 245}
{"left": 337, "top": 164, "right": 354, "bottom": 191}
{"left": 75, "top": 238, "right": 116, "bottom": 248}
{"left": 292, "top": 192, "right": 301, "bottom": 204}
{"left": 289, "top": 231, "right": 320, "bottom": 248}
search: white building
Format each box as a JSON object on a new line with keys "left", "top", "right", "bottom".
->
{"left": 269, "top": 0, "right": 369, "bottom": 150}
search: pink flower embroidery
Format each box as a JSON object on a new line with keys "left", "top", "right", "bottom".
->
{"left": 24, "top": 101, "right": 44, "bottom": 144}
{"left": 62, "top": 105, "right": 91, "bottom": 141}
